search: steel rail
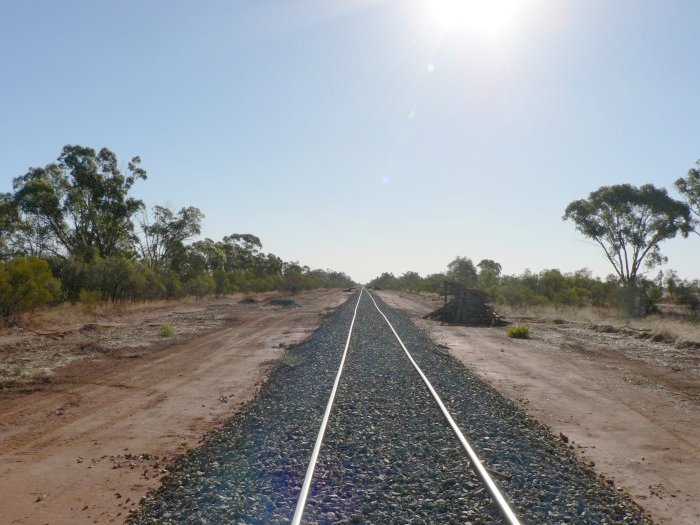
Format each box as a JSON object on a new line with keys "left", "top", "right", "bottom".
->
{"left": 365, "top": 288, "right": 521, "bottom": 525}
{"left": 291, "top": 288, "right": 364, "bottom": 525}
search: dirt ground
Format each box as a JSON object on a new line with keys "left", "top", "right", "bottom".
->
{"left": 0, "top": 289, "right": 351, "bottom": 525}
{"left": 376, "top": 290, "right": 700, "bottom": 525}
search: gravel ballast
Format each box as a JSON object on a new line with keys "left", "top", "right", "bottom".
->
{"left": 131, "top": 290, "right": 650, "bottom": 524}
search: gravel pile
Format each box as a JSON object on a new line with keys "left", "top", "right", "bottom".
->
{"left": 130, "top": 291, "right": 650, "bottom": 524}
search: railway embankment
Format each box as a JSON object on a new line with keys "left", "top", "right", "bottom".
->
{"left": 132, "top": 290, "right": 648, "bottom": 524}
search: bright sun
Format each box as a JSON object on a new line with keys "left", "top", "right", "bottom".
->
{"left": 429, "top": 0, "right": 522, "bottom": 34}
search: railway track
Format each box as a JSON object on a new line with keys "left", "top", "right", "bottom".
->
{"left": 292, "top": 287, "right": 519, "bottom": 524}
{"left": 132, "top": 289, "right": 649, "bottom": 524}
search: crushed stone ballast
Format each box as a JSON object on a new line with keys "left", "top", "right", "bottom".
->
{"left": 292, "top": 287, "right": 520, "bottom": 524}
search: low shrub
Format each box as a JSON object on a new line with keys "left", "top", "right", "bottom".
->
{"left": 277, "top": 354, "right": 301, "bottom": 368}
{"left": 159, "top": 324, "right": 175, "bottom": 337}
{"left": 0, "top": 257, "right": 61, "bottom": 318}
{"left": 507, "top": 324, "right": 530, "bottom": 339}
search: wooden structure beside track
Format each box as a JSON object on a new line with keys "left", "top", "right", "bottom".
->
{"left": 424, "top": 281, "right": 506, "bottom": 326}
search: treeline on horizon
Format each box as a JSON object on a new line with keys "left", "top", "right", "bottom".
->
{"left": 369, "top": 157, "right": 700, "bottom": 317}
{"left": 0, "top": 145, "right": 354, "bottom": 319}
{"left": 368, "top": 259, "right": 700, "bottom": 316}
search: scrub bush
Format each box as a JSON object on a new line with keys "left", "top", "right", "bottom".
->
{"left": 507, "top": 324, "right": 530, "bottom": 339}
{"left": 0, "top": 257, "right": 60, "bottom": 318}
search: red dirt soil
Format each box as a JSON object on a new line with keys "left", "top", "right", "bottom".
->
{"left": 0, "top": 289, "right": 351, "bottom": 525}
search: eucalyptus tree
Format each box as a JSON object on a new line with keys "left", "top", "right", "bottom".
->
{"left": 138, "top": 205, "right": 204, "bottom": 268}
{"left": 563, "top": 184, "right": 691, "bottom": 284}
{"left": 675, "top": 159, "right": 700, "bottom": 236}
{"left": 187, "top": 238, "right": 226, "bottom": 275}
{"left": 10, "top": 145, "right": 147, "bottom": 261}
{"left": 447, "top": 256, "right": 478, "bottom": 287}
{"left": 0, "top": 193, "right": 17, "bottom": 257}
{"left": 220, "top": 233, "right": 263, "bottom": 271}
{"left": 477, "top": 259, "right": 502, "bottom": 292}
{"left": 1, "top": 190, "right": 62, "bottom": 259}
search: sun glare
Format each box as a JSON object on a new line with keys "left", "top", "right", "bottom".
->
{"left": 429, "top": 0, "right": 522, "bottom": 34}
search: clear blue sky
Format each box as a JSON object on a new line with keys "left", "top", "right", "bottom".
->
{"left": 1, "top": 0, "right": 698, "bottom": 283}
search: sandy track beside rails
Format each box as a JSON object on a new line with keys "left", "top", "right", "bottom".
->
{"left": 0, "top": 289, "right": 351, "bottom": 525}
{"left": 376, "top": 290, "right": 700, "bottom": 525}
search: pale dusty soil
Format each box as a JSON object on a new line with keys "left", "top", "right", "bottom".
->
{"left": 0, "top": 289, "right": 351, "bottom": 525}
{"left": 377, "top": 291, "right": 700, "bottom": 525}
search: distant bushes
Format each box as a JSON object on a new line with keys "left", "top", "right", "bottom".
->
{"left": 368, "top": 271, "right": 447, "bottom": 294}
{"left": 494, "top": 269, "right": 618, "bottom": 308}
{"left": 50, "top": 255, "right": 352, "bottom": 306}
{"left": 665, "top": 271, "right": 700, "bottom": 313}
{"left": 368, "top": 257, "right": 700, "bottom": 316}
{"left": 55, "top": 255, "right": 168, "bottom": 304}
{"left": 0, "top": 252, "right": 355, "bottom": 321}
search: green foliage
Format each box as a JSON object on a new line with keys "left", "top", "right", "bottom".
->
{"left": 367, "top": 272, "right": 397, "bottom": 290}
{"left": 57, "top": 255, "right": 175, "bottom": 302}
{"left": 367, "top": 271, "right": 446, "bottom": 294}
{"left": 159, "top": 324, "right": 175, "bottom": 337}
{"left": 306, "top": 269, "right": 354, "bottom": 289}
{"left": 447, "top": 256, "right": 477, "bottom": 287}
{"left": 675, "top": 159, "right": 700, "bottom": 236}
{"left": 664, "top": 270, "right": 700, "bottom": 312}
{"left": 0, "top": 193, "right": 17, "bottom": 257}
{"left": 368, "top": 259, "right": 653, "bottom": 311}
{"left": 184, "top": 274, "right": 216, "bottom": 298}
{"left": 277, "top": 353, "right": 302, "bottom": 368}
{"left": 160, "top": 270, "right": 183, "bottom": 298}
{"left": 138, "top": 205, "right": 204, "bottom": 269}
{"left": 79, "top": 289, "right": 103, "bottom": 312}
{"left": 477, "top": 259, "right": 502, "bottom": 297}
{"left": 368, "top": 260, "right": 690, "bottom": 317}
{"left": 420, "top": 273, "right": 448, "bottom": 293}
{"left": 92, "top": 256, "right": 144, "bottom": 304}
{"left": 614, "top": 283, "right": 659, "bottom": 317}
{"left": 563, "top": 183, "right": 692, "bottom": 284}
{"left": 507, "top": 324, "right": 530, "bottom": 339}
{"left": 212, "top": 269, "right": 230, "bottom": 295}
{"left": 10, "top": 145, "right": 147, "bottom": 260}
{"left": 0, "top": 257, "right": 60, "bottom": 317}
